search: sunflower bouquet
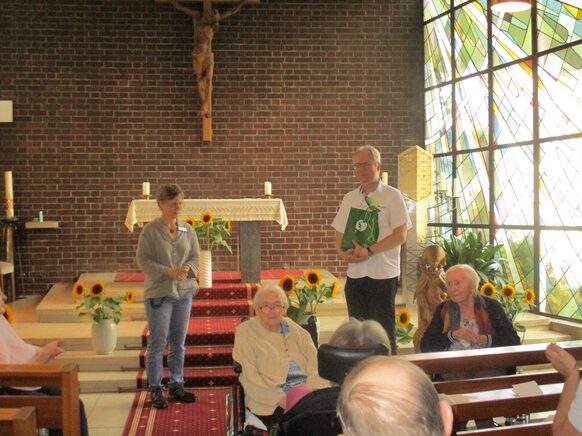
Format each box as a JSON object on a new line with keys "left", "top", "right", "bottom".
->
{"left": 73, "top": 281, "right": 135, "bottom": 324}
{"left": 480, "top": 282, "right": 537, "bottom": 334}
{"left": 278, "top": 270, "right": 339, "bottom": 324}
{"left": 184, "top": 210, "right": 232, "bottom": 254}
{"left": 396, "top": 308, "right": 414, "bottom": 344}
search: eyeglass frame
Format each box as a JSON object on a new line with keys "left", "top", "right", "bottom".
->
{"left": 352, "top": 160, "right": 379, "bottom": 170}
{"left": 258, "top": 303, "right": 286, "bottom": 313}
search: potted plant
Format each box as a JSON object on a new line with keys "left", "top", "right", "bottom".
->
{"left": 73, "top": 281, "right": 134, "bottom": 355}
{"left": 184, "top": 211, "right": 232, "bottom": 288}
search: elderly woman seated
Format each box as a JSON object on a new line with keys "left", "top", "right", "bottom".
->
{"left": 420, "top": 264, "right": 520, "bottom": 360}
{"left": 232, "top": 284, "right": 326, "bottom": 430}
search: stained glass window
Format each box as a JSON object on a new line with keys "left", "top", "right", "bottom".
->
{"left": 424, "top": 0, "right": 582, "bottom": 321}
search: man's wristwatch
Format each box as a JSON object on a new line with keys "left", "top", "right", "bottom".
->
{"left": 367, "top": 246, "right": 374, "bottom": 257}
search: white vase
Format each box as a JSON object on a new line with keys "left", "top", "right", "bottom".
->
{"left": 91, "top": 319, "right": 118, "bottom": 355}
{"left": 199, "top": 250, "right": 212, "bottom": 288}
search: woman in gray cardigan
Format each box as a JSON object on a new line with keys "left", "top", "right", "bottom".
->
{"left": 136, "top": 184, "right": 200, "bottom": 409}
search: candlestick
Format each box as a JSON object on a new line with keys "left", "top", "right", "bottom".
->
{"left": 5, "top": 171, "right": 14, "bottom": 218}
{"left": 438, "top": 172, "right": 447, "bottom": 192}
{"left": 142, "top": 182, "right": 150, "bottom": 199}
{"left": 381, "top": 171, "right": 388, "bottom": 185}
{"left": 453, "top": 178, "right": 461, "bottom": 197}
{"left": 264, "top": 181, "right": 272, "bottom": 198}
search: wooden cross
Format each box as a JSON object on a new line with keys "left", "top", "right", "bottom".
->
{"left": 156, "top": 0, "right": 259, "bottom": 142}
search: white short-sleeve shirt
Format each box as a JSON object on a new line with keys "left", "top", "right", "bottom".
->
{"left": 332, "top": 182, "right": 411, "bottom": 280}
{"left": 569, "top": 379, "right": 582, "bottom": 431}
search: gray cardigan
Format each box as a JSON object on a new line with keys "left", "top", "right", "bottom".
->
{"left": 136, "top": 218, "right": 200, "bottom": 300}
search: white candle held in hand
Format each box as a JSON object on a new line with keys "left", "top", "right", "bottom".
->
{"left": 5, "top": 171, "right": 14, "bottom": 218}
{"left": 381, "top": 171, "right": 388, "bottom": 185}
{"left": 264, "top": 181, "right": 272, "bottom": 196}
{"left": 142, "top": 182, "right": 150, "bottom": 197}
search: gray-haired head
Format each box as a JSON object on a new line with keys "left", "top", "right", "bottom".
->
{"left": 156, "top": 184, "right": 184, "bottom": 205}
{"left": 328, "top": 318, "right": 391, "bottom": 353}
{"left": 354, "top": 145, "right": 382, "bottom": 164}
{"left": 445, "top": 264, "right": 481, "bottom": 293}
{"left": 252, "top": 284, "right": 289, "bottom": 315}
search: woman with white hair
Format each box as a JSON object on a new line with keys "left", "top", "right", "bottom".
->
{"left": 232, "top": 284, "right": 326, "bottom": 430}
{"left": 420, "top": 264, "right": 520, "bottom": 355}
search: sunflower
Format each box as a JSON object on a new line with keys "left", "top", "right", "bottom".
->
{"left": 89, "top": 282, "right": 106, "bottom": 297}
{"left": 396, "top": 308, "right": 411, "bottom": 328}
{"left": 200, "top": 210, "right": 214, "bottom": 226}
{"left": 72, "top": 281, "right": 86, "bottom": 298}
{"left": 304, "top": 269, "right": 322, "bottom": 287}
{"left": 480, "top": 282, "right": 496, "bottom": 298}
{"left": 226, "top": 220, "right": 232, "bottom": 232}
{"left": 125, "top": 290, "right": 135, "bottom": 304}
{"left": 524, "top": 288, "right": 536, "bottom": 305}
{"left": 183, "top": 217, "right": 195, "bottom": 227}
{"left": 2, "top": 304, "right": 14, "bottom": 324}
{"left": 331, "top": 281, "right": 340, "bottom": 298}
{"left": 501, "top": 284, "right": 516, "bottom": 299}
{"left": 278, "top": 274, "right": 295, "bottom": 294}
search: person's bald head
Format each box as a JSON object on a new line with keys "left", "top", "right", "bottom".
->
{"left": 338, "top": 356, "right": 453, "bottom": 436}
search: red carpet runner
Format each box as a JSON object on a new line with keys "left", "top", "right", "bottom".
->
{"left": 122, "top": 274, "right": 262, "bottom": 436}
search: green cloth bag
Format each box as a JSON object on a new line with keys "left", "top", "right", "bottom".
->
{"left": 340, "top": 207, "right": 379, "bottom": 251}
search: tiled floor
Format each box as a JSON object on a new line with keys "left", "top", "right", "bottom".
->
{"left": 81, "top": 392, "right": 136, "bottom": 436}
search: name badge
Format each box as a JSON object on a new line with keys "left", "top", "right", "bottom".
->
{"left": 178, "top": 226, "right": 187, "bottom": 232}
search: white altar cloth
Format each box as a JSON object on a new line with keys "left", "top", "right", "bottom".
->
{"left": 125, "top": 198, "right": 288, "bottom": 232}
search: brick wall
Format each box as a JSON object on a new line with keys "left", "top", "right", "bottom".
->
{"left": 0, "top": 0, "right": 423, "bottom": 295}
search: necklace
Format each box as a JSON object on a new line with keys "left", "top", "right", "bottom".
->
{"left": 162, "top": 220, "right": 176, "bottom": 234}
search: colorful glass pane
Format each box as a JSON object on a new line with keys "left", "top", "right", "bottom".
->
{"left": 492, "top": 63, "right": 534, "bottom": 146}
{"left": 425, "top": 85, "right": 453, "bottom": 154}
{"left": 496, "top": 229, "right": 535, "bottom": 292}
{"left": 428, "top": 156, "right": 454, "bottom": 224}
{"left": 494, "top": 146, "right": 534, "bottom": 226}
{"left": 539, "top": 230, "right": 582, "bottom": 318}
{"left": 424, "top": 0, "right": 451, "bottom": 21}
{"left": 491, "top": 6, "right": 532, "bottom": 66}
{"left": 454, "top": 1, "right": 488, "bottom": 77}
{"left": 425, "top": 14, "right": 452, "bottom": 88}
{"left": 456, "top": 152, "right": 490, "bottom": 225}
{"left": 538, "top": 0, "right": 582, "bottom": 51}
{"left": 455, "top": 75, "right": 489, "bottom": 150}
{"left": 538, "top": 44, "right": 582, "bottom": 138}
{"left": 540, "top": 138, "right": 582, "bottom": 226}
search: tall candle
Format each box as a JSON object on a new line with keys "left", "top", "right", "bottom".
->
{"left": 453, "top": 178, "right": 461, "bottom": 196}
{"left": 264, "top": 181, "right": 272, "bottom": 196}
{"left": 142, "top": 182, "right": 150, "bottom": 197}
{"left": 381, "top": 171, "right": 388, "bottom": 185}
{"left": 4, "top": 171, "right": 13, "bottom": 218}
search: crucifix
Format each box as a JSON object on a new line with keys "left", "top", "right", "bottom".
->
{"left": 157, "top": 0, "right": 259, "bottom": 142}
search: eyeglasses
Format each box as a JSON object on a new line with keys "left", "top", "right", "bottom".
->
{"left": 353, "top": 161, "right": 376, "bottom": 169}
{"left": 259, "top": 303, "right": 285, "bottom": 313}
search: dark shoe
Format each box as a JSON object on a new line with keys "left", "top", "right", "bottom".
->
{"left": 169, "top": 384, "right": 196, "bottom": 403}
{"left": 151, "top": 387, "right": 168, "bottom": 409}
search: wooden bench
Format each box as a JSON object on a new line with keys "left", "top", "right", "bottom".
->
{"left": 0, "top": 407, "right": 37, "bottom": 436}
{"left": 457, "top": 420, "right": 552, "bottom": 435}
{"left": 0, "top": 363, "right": 81, "bottom": 436}
{"left": 397, "top": 340, "right": 582, "bottom": 434}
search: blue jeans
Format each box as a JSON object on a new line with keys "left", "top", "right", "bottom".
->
{"left": 144, "top": 292, "right": 193, "bottom": 389}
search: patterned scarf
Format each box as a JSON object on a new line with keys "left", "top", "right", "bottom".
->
{"left": 440, "top": 295, "right": 493, "bottom": 335}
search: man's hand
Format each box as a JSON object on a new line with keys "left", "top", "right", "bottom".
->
{"left": 34, "top": 340, "right": 65, "bottom": 364}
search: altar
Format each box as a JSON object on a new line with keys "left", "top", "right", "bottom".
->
{"left": 125, "top": 198, "right": 288, "bottom": 283}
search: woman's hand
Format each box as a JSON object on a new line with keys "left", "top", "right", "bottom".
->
{"left": 452, "top": 328, "right": 482, "bottom": 345}
{"left": 546, "top": 343, "right": 579, "bottom": 378}
{"left": 166, "top": 266, "right": 189, "bottom": 281}
{"left": 33, "top": 340, "right": 65, "bottom": 364}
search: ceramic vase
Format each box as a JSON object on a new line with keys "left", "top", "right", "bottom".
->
{"left": 199, "top": 250, "right": 212, "bottom": 288}
{"left": 91, "top": 318, "right": 118, "bottom": 355}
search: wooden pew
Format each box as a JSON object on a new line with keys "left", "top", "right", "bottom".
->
{"left": 0, "top": 407, "right": 37, "bottom": 436}
{"left": 0, "top": 363, "right": 81, "bottom": 436}
{"left": 397, "top": 340, "right": 582, "bottom": 434}
{"left": 457, "top": 420, "right": 552, "bottom": 435}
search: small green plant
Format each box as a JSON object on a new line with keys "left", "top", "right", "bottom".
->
{"left": 440, "top": 230, "right": 507, "bottom": 287}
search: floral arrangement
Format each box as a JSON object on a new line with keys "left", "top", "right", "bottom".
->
{"left": 278, "top": 269, "right": 339, "bottom": 324}
{"left": 396, "top": 308, "right": 414, "bottom": 344}
{"left": 184, "top": 210, "right": 232, "bottom": 254}
{"left": 480, "top": 282, "right": 536, "bottom": 334}
{"left": 2, "top": 304, "right": 14, "bottom": 324}
{"left": 73, "top": 281, "right": 134, "bottom": 324}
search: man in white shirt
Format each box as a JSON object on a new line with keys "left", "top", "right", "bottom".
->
{"left": 332, "top": 145, "right": 411, "bottom": 353}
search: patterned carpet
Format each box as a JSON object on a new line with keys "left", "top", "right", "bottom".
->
{"left": 123, "top": 278, "right": 259, "bottom": 436}
{"left": 115, "top": 269, "right": 303, "bottom": 283}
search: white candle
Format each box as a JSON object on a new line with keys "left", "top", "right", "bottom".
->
{"left": 142, "top": 182, "right": 150, "bottom": 197}
{"left": 453, "top": 178, "right": 461, "bottom": 196}
{"left": 381, "top": 171, "right": 388, "bottom": 185}
{"left": 438, "top": 172, "right": 447, "bottom": 192}
{"left": 264, "top": 181, "right": 272, "bottom": 196}
{"left": 4, "top": 171, "right": 13, "bottom": 218}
